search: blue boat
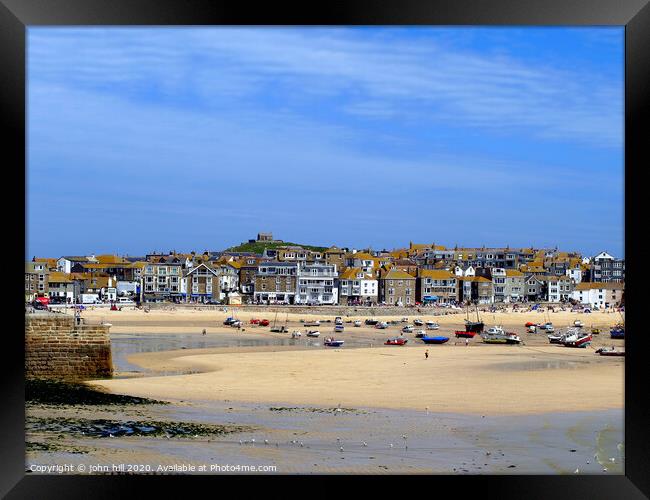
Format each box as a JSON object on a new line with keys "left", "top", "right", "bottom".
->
{"left": 324, "top": 338, "right": 344, "bottom": 347}
{"left": 610, "top": 327, "right": 625, "bottom": 339}
{"left": 421, "top": 336, "right": 449, "bottom": 344}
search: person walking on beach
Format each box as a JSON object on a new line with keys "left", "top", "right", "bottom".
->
{"left": 202, "top": 328, "right": 206, "bottom": 336}
{"left": 465, "top": 338, "right": 469, "bottom": 347}
{"left": 425, "top": 350, "right": 429, "bottom": 359}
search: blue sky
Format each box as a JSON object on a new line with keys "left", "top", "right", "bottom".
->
{"left": 27, "top": 27, "right": 624, "bottom": 258}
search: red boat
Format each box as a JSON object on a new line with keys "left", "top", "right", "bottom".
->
{"left": 249, "top": 319, "right": 260, "bottom": 324}
{"left": 525, "top": 322, "right": 536, "bottom": 327}
{"left": 259, "top": 319, "right": 270, "bottom": 327}
{"left": 384, "top": 338, "right": 408, "bottom": 346}
{"left": 455, "top": 331, "right": 476, "bottom": 338}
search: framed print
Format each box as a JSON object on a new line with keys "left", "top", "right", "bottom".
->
{"left": 2, "top": 0, "right": 648, "bottom": 498}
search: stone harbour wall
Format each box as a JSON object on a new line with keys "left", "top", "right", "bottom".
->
{"left": 25, "top": 313, "right": 112, "bottom": 381}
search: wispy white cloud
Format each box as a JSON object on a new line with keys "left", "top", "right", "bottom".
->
{"left": 28, "top": 27, "right": 623, "bottom": 148}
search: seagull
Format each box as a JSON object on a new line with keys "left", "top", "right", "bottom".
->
{"left": 336, "top": 437, "right": 341, "bottom": 442}
{"left": 239, "top": 440, "right": 243, "bottom": 445}
{"left": 300, "top": 442, "right": 304, "bottom": 447}
{"left": 109, "top": 434, "right": 114, "bottom": 438}
{"left": 574, "top": 468, "right": 580, "bottom": 474}
{"left": 402, "top": 434, "right": 408, "bottom": 440}
{"left": 603, "top": 467, "right": 608, "bottom": 472}
{"left": 251, "top": 438, "right": 255, "bottom": 444}
{"left": 586, "top": 460, "right": 590, "bottom": 464}
{"left": 486, "top": 451, "right": 491, "bottom": 456}
{"left": 389, "top": 443, "right": 394, "bottom": 448}
{"left": 339, "top": 446, "right": 344, "bottom": 452}
{"left": 264, "top": 439, "right": 269, "bottom": 445}
{"left": 362, "top": 442, "right": 367, "bottom": 447}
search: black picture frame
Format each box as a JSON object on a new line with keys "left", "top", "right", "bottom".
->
{"left": 2, "top": 0, "right": 647, "bottom": 497}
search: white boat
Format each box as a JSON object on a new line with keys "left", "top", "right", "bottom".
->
{"left": 304, "top": 320, "right": 320, "bottom": 327}
{"left": 353, "top": 320, "right": 362, "bottom": 327}
{"left": 486, "top": 325, "right": 505, "bottom": 336}
{"left": 306, "top": 330, "right": 320, "bottom": 337}
{"left": 402, "top": 325, "right": 414, "bottom": 333}
{"left": 413, "top": 319, "right": 424, "bottom": 326}
{"left": 375, "top": 321, "right": 388, "bottom": 329}
{"left": 573, "top": 320, "right": 584, "bottom": 328}
{"left": 291, "top": 331, "right": 302, "bottom": 338}
{"left": 426, "top": 322, "right": 440, "bottom": 330}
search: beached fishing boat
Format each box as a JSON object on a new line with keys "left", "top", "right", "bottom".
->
{"left": 270, "top": 312, "right": 289, "bottom": 333}
{"left": 335, "top": 317, "right": 343, "bottom": 325}
{"left": 595, "top": 347, "right": 625, "bottom": 357}
{"left": 610, "top": 325, "right": 625, "bottom": 339}
{"left": 354, "top": 320, "right": 362, "bottom": 327}
{"left": 385, "top": 337, "right": 408, "bottom": 345}
{"left": 547, "top": 332, "right": 565, "bottom": 344}
{"left": 426, "top": 321, "right": 439, "bottom": 330}
{"left": 573, "top": 319, "right": 584, "bottom": 328}
{"left": 291, "top": 331, "right": 302, "bottom": 338}
{"left": 224, "top": 317, "right": 237, "bottom": 325}
{"left": 464, "top": 304, "right": 484, "bottom": 333}
{"left": 375, "top": 321, "right": 388, "bottom": 329}
{"left": 415, "top": 330, "right": 426, "bottom": 338}
{"left": 454, "top": 330, "right": 476, "bottom": 338}
{"left": 402, "top": 325, "right": 414, "bottom": 333}
{"left": 591, "top": 327, "right": 601, "bottom": 334}
{"left": 481, "top": 329, "right": 522, "bottom": 345}
{"left": 413, "top": 319, "right": 424, "bottom": 326}
{"left": 421, "top": 336, "right": 450, "bottom": 344}
{"left": 334, "top": 324, "right": 345, "bottom": 333}
{"left": 563, "top": 332, "right": 592, "bottom": 348}
{"left": 306, "top": 330, "right": 320, "bottom": 337}
{"left": 324, "top": 338, "right": 344, "bottom": 347}
{"left": 365, "top": 318, "right": 378, "bottom": 325}
{"left": 303, "top": 320, "right": 321, "bottom": 327}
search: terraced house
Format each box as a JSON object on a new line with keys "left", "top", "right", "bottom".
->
{"left": 541, "top": 275, "right": 574, "bottom": 302}
{"left": 294, "top": 263, "right": 338, "bottom": 305}
{"left": 338, "top": 267, "right": 378, "bottom": 305}
{"left": 254, "top": 262, "right": 299, "bottom": 304}
{"left": 417, "top": 269, "right": 458, "bottom": 304}
{"left": 181, "top": 263, "right": 226, "bottom": 303}
{"left": 458, "top": 276, "right": 494, "bottom": 304}
{"left": 379, "top": 268, "right": 416, "bottom": 306}
{"left": 571, "top": 282, "right": 624, "bottom": 309}
{"left": 25, "top": 262, "right": 49, "bottom": 302}
{"left": 141, "top": 260, "right": 183, "bottom": 302}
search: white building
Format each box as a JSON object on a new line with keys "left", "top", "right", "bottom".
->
{"left": 544, "top": 276, "right": 573, "bottom": 303}
{"left": 295, "top": 263, "right": 338, "bottom": 305}
{"left": 338, "top": 267, "right": 378, "bottom": 305}
{"left": 571, "top": 282, "right": 624, "bottom": 309}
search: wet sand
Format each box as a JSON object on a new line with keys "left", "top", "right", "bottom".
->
{"left": 27, "top": 307, "right": 624, "bottom": 474}
{"left": 26, "top": 398, "right": 623, "bottom": 474}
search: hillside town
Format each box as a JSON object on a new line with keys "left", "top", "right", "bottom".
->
{"left": 26, "top": 232, "right": 625, "bottom": 310}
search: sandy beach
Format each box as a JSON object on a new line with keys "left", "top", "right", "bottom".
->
{"left": 92, "top": 343, "right": 623, "bottom": 415}
{"left": 26, "top": 305, "right": 625, "bottom": 474}
{"left": 83, "top": 305, "right": 625, "bottom": 416}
